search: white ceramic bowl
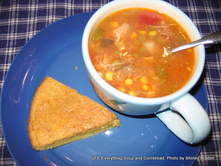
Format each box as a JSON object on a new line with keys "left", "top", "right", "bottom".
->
{"left": 82, "top": 0, "right": 210, "bottom": 144}
{"left": 82, "top": 0, "right": 204, "bottom": 114}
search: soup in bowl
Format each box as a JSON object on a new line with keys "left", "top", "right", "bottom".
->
{"left": 82, "top": 0, "right": 210, "bottom": 144}
{"left": 88, "top": 8, "right": 195, "bottom": 98}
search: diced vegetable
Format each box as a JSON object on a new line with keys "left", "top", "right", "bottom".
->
{"left": 156, "top": 66, "right": 166, "bottom": 79}
{"left": 130, "top": 32, "right": 137, "bottom": 39}
{"left": 140, "top": 76, "right": 149, "bottom": 84}
{"left": 105, "top": 71, "right": 114, "bottom": 81}
{"left": 139, "top": 30, "right": 147, "bottom": 35}
{"left": 124, "top": 78, "right": 133, "bottom": 86}
{"left": 142, "top": 85, "right": 150, "bottom": 91}
{"left": 138, "top": 34, "right": 146, "bottom": 41}
{"left": 143, "top": 41, "right": 154, "bottom": 51}
{"left": 128, "top": 90, "right": 136, "bottom": 96}
{"left": 92, "top": 27, "right": 104, "bottom": 42}
{"left": 110, "top": 21, "right": 119, "bottom": 28}
{"left": 139, "top": 11, "right": 161, "bottom": 25}
{"left": 186, "top": 67, "right": 191, "bottom": 71}
{"left": 118, "top": 87, "right": 126, "bottom": 92}
{"left": 148, "top": 30, "right": 157, "bottom": 36}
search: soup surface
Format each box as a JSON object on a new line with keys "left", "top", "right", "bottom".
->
{"left": 89, "top": 8, "right": 195, "bottom": 98}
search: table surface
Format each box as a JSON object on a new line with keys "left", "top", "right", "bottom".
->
{"left": 0, "top": 0, "right": 220, "bottom": 166}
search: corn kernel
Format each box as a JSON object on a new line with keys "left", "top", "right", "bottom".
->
{"left": 148, "top": 30, "right": 157, "bottom": 36}
{"left": 186, "top": 67, "right": 192, "bottom": 71}
{"left": 139, "top": 30, "right": 147, "bottom": 35}
{"left": 140, "top": 76, "right": 149, "bottom": 84}
{"left": 118, "top": 87, "right": 126, "bottom": 92}
{"left": 124, "top": 78, "right": 133, "bottom": 86}
{"left": 142, "top": 85, "right": 150, "bottom": 91}
{"left": 130, "top": 32, "right": 137, "bottom": 39}
{"left": 110, "top": 21, "right": 119, "bottom": 28}
{"left": 128, "top": 90, "right": 136, "bottom": 96}
{"left": 105, "top": 71, "right": 113, "bottom": 81}
{"left": 89, "top": 43, "right": 95, "bottom": 49}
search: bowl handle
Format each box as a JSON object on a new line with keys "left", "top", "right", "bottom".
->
{"left": 156, "top": 93, "right": 211, "bottom": 144}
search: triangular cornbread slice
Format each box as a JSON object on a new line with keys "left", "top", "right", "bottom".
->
{"left": 28, "top": 76, "right": 120, "bottom": 151}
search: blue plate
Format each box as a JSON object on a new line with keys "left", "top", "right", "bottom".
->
{"left": 1, "top": 12, "right": 208, "bottom": 166}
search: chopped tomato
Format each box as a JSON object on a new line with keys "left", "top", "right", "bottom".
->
{"left": 139, "top": 11, "right": 161, "bottom": 25}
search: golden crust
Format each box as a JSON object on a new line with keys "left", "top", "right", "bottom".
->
{"left": 28, "top": 76, "right": 120, "bottom": 151}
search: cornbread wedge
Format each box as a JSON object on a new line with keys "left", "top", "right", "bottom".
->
{"left": 28, "top": 76, "right": 120, "bottom": 151}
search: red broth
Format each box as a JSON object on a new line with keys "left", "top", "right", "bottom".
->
{"left": 89, "top": 8, "right": 195, "bottom": 98}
